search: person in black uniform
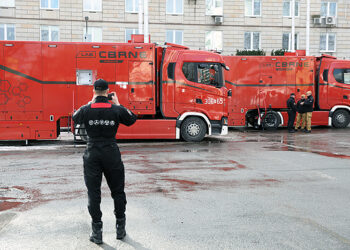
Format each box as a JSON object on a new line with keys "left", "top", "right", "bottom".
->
{"left": 73, "top": 79, "right": 137, "bottom": 244}
{"left": 286, "top": 93, "right": 297, "bottom": 133}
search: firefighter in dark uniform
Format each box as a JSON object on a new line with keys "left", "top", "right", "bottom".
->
{"left": 286, "top": 93, "right": 297, "bottom": 133}
{"left": 73, "top": 79, "right": 137, "bottom": 244}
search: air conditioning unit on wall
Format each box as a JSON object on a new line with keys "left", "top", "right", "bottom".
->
{"left": 214, "top": 16, "right": 223, "bottom": 25}
{"left": 326, "top": 16, "right": 337, "bottom": 25}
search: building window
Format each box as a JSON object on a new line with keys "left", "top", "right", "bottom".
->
{"left": 0, "top": 24, "right": 15, "bottom": 41}
{"left": 205, "top": 31, "right": 222, "bottom": 51}
{"left": 83, "top": 27, "right": 102, "bottom": 42}
{"left": 283, "top": 1, "right": 299, "bottom": 17}
{"left": 125, "top": 28, "right": 139, "bottom": 42}
{"left": 320, "top": 33, "right": 336, "bottom": 52}
{"left": 282, "top": 33, "right": 299, "bottom": 51}
{"left": 166, "top": 30, "right": 183, "bottom": 45}
{"left": 321, "top": 2, "right": 337, "bottom": 17}
{"left": 244, "top": 32, "right": 260, "bottom": 50}
{"left": 83, "top": 0, "right": 102, "bottom": 11}
{"left": 125, "top": 0, "right": 139, "bottom": 13}
{"left": 40, "top": 26, "right": 59, "bottom": 41}
{"left": 166, "top": 0, "right": 183, "bottom": 15}
{"left": 206, "top": 0, "right": 223, "bottom": 16}
{"left": 40, "top": 0, "right": 59, "bottom": 9}
{"left": 0, "top": 0, "right": 15, "bottom": 7}
{"left": 245, "top": 0, "right": 261, "bottom": 16}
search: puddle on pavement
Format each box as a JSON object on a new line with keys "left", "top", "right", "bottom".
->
{"left": 0, "top": 186, "right": 35, "bottom": 212}
{"left": 264, "top": 145, "right": 350, "bottom": 160}
{"left": 131, "top": 159, "right": 247, "bottom": 174}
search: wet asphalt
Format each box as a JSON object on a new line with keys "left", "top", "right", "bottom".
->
{"left": 0, "top": 127, "right": 350, "bottom": 250}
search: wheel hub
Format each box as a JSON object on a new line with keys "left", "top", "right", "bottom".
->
{"left": 336, "top": 113, "right": 346, "bottom": 123}
{"left": 187, "top": 123, "right": 200, "bottom": 136}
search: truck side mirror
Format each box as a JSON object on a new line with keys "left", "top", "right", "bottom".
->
{"left": 228, "top": 90, "right": 232, "bottom": 97}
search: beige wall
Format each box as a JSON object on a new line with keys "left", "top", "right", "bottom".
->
{"left": 1, "top": 0, "right": 350, "bottom": 58}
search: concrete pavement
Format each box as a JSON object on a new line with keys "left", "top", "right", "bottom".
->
{"left": 0, "top": 127, "right": 350, "bottom": 249}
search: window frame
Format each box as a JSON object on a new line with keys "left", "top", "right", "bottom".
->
{"left": 83, "top": 0, "right": 102, "bottom": 12}
{"left": 0, "top": 0, "right": 15, "bottom": 7}
{"left": 40, "top": 25, "right": 59, "bottom": 42}
{"left": 283, "top": 0, "right": 299, "bottom": 17}
{"left": 125, "top": 28, "right": 139, "bottom": 42}
{"left": 206, "top": 0, "right": 223, "bottom": 16}
{"left": 244, "top": 31, "right": 261, "bottom": 50}
{"left": 125, "top": 0, "right": 139, "bottom": 13}
{"left": 166, "top": 0, "right": 183, "bottom": 15}
{"left": 83, "top": 27, "right": 103, "bottom": 42}
{"left": 205, "top": 30, "right": 223, "bottom": 51}
{"left": 320, "top": 33, "right": 336, "bottom": 52}
{"left": 333, "top": 68, "right": 350, "bottom": 85}
{"left": 245, "top": 0, "right": 261, "bottom": 17}
{"left": 166, "top": 29, "right": 184, "bottom": 45}
{"left": 40, "top": 0, "right": 59, "bottom": 10}
{"left": 321, "top": 2, "right": 337, "bottom": 17}
{"left": 0, "top": 24, "right": 15, "bottom": 41}
{"left": 282, "top": 32, "right": 299, "bottom": 51}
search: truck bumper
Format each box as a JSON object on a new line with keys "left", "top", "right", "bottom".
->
{"left": 211, "top": 117, "right": 228, "bottom": 135}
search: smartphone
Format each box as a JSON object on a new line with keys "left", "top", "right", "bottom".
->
{"left": 108, "top": 93, "right": 114, "bottom": 100}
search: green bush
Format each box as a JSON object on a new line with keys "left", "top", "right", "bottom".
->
{"left": 271, "top": 49, "right": 286, "bottom": 56}
{"left": 236, "top": 49, "right": 266, "bottom": 56}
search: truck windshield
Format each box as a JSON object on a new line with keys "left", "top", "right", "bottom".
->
{"left": 182, "top": 62, "right": 223, "bottom": 88}
{"left": 334, "top": 68, "right": 350, "bottom": 84}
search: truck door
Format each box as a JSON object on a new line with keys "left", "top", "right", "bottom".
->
{"left": 295, "top": 57, "right": 314, "bottom": 99}
{"left": 128, "top": 60, "right": 155, "bottom": 113}
{"left": 3, "top": 42, "right": 42, "bottom": 116}
{"left": 259, "top": 61, "right": 274, "bottom": 109}
{"left": 328, "top": 62, "right": 350, "bottom": 106}
{"left": 75, "top": 45, "right": 116, "bottom": 109}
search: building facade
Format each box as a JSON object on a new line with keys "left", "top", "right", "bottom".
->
{"left": 1, "top": 0, "right": 350, "bottom": 58}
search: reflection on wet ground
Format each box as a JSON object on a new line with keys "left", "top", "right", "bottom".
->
{"left": 0, "top": 127, "right": 349, "bottom": 211}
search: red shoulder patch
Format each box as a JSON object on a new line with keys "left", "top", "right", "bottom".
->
{"left": 91, "top": 103, "right": 112, "bottom": 109}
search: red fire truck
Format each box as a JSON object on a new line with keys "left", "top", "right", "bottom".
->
{"left": 223, "top": 51, "right": 350, "bottom": 129}
{"left": 0, "top": 36, "right": 229, "bottom": 142}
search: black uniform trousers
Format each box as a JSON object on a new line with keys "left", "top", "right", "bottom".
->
{"left": 287, "top": 110, "right": 296, "bottom": 131}
{"left": 83, "top": 141, "right": 126, "bottom": 223}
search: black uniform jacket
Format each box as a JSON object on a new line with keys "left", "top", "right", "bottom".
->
{"left": 303, "top": 95, "right": 314, "bottom": 112}
{"left": 72, "top": 96, "right": 137, "bottom": 141}
{"left": 296, "top": 99, "right": 306, "bottom": 113}
{"left": 286, "top": 97, "right": 297, "bottom": 112}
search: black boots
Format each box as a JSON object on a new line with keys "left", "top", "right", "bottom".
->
{"left": 90, "top": 221, "right": 103, "bottom": 244}
{"left": 116, "top": 217, "right": 126, "bottom": 240}
{"left": 89, "top": 218, "right": 125, "bottom": 243}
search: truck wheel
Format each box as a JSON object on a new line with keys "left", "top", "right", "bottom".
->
{"left": 332, "top": 109, "right": 350, "bottom": 128}
{"left": 74, "top": 124, "right": 88, "bottom": 142}
{"left": 181, "top": 117, "right": 207, "bottom": 142}
{"left": 262, "top": 111, "right": 280, "bottom": 130}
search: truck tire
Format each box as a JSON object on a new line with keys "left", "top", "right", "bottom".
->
{"left": 332, "top": 109, "right": 350, "bottom": 128}
{"left": 74, "top": 124, "right": 88, "bottom": 142}
{"left": 262, "top": 111, "right": 280, "bottom": 130}
{"left": 181, "top": 117, "right": 207, "bottom": 142}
